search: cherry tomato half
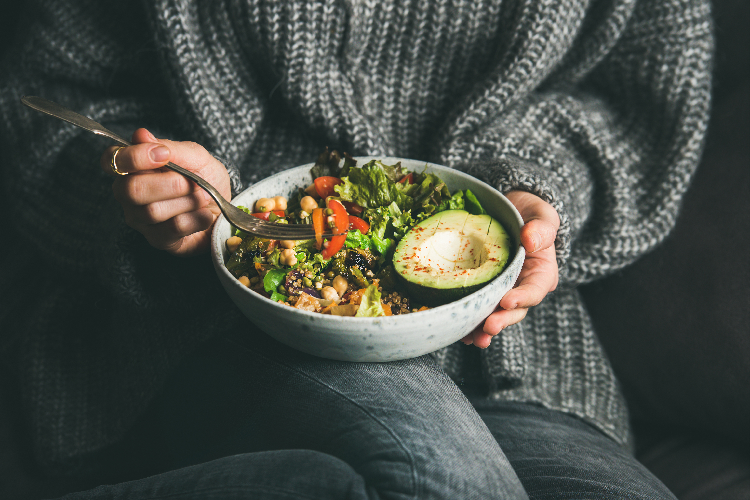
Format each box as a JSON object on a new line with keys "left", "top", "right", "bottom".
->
{"left": 314, "top": 176, "right": 343, "bottom": 199}
{"left": 348, "top": 215, "right": 369, "bottom": 234}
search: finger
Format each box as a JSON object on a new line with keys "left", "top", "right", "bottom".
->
{"left": 124, "top": 191, "right": 210, "bottom": 226}
{"left": 131, "top": 127, "right": 158, "bottom": 145}
{"left": 100, "top": 141, "right": 172, "bottom": 177}
{"left": 499, "top": 247, "right": 559, "bottom": 309}
{"left": 470, "top": 330, "right": 493, "bottom": 349}
{"left": 137, "top": 208, "right": 216, "bottom": 251}
{"left": 482, "top": 307, "right": 528, "bottom": 336}
{"left": 113, "top": 169, "right": 208, "bottom": 206}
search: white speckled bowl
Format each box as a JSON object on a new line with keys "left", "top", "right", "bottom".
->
{"left": 211, "top": 157, "right": 525, "bottom": 362}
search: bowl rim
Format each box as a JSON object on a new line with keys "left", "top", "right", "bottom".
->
{"left": 210, "top": 156, "right": 525, "bottom": 323}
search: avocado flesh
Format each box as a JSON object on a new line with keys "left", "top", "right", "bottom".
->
{"left": 393, "top": 210, "right": 511, "bottom": 306}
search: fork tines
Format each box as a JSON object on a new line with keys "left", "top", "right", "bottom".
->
{"left": 232, "top": 222, "right": 340, "bottom": 241}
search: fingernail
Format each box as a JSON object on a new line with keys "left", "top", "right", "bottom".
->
{"left": 145, "top": 129, "right": 157, "bottom": 141}
{"left": 531, "top": 231, "right": 542, "bottom": 252}
{"left": 149, "top": 145, "right": 169, "bottom": 162}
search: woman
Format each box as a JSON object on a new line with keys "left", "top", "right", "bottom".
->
{"left": 0, "top": 0, "right": 712, "bottom": 498}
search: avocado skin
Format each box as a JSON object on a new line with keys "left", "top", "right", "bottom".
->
{"left": 392, "top": 210, "right": 511, "bottom": 307}
{"left": 397, "top": 277, "right": 488, "bottom": 307}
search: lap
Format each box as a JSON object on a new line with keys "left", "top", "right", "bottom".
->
{"left": 149, "top": 332, "right": 526, "bottom": 500}
{"left": 55, "top": 332, "right": 677, "bottom": 500}
{"left": 471, "top": 399, "right": 678, "bottom": 500}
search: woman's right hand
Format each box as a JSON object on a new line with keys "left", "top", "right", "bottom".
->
{"left": 100, "top": 128, "right": 232, "bottom": 256}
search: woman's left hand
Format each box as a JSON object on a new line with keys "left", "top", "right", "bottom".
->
{"left": 462, "top": 191, "right": 560, "bottom": 348}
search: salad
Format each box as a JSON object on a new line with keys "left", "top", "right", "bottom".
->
{"left": 224, "top": 150, "right": 490, "bottom": 317}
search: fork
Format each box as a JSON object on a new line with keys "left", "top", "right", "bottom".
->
{"left": 20, "top": 96, "right": 337, "bottom": 240}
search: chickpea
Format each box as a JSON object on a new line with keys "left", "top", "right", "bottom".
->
{"left": 238, "top": 276, "right": 251, "bottom": 287}
{"left": 279, "top": 239, "right": 297, "bottom": 249}
{"left": 320, "top": 286, "right": 340, "bottom": 302}
{"left": 300, "top": 196, "right": 318, "bottom": 214}
{"left": 226, "top": 235, "right": 242, "bottom": 252}
{"left": 332, "top": 275, "right": 349, "bottom": 296}
{"left": 255, "top": 197, "right": 275, "bottom": 213}
{"left": 272, "top": 196, "right": 288, "bottom": 210}
{"left": 305, "top": 183, "right": 318, "bottom": 196}
{"left": 280, "top": 248, "right": 297, "bottom": 267}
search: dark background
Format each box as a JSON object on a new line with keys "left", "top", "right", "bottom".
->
{"left": 1, "top": 1, "right": 748, "bottom": 498}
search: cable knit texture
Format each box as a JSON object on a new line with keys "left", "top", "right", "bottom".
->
{"left": 0, "top": 0, "right": 712, "bottom": 473}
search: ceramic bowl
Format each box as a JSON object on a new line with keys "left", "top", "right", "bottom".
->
{"left": 211, "top": 157, "right": 525, "bottom": 362}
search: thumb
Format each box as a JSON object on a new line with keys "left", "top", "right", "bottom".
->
{"left": 520, "top": 218, "right": 557, "bottom": 253}
{"left": 505, "top": 191, "right": 560, "bottom": 253}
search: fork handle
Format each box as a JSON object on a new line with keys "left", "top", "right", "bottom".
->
{"left": 20, "top": 95, "right": 231, "bottom": 211}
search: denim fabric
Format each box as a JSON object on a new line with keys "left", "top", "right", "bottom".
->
{"left": 55, "top": 332, "right": 673, "bottom": 499}
{"left": 57, "top": 332, "right": 527, "bottom": 499}
{"left": 472, "top": 399, "right": 678, "bottom": 500}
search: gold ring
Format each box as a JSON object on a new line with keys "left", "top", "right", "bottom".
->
{"left": 110, "top": 146, "right": 128, "bottom": 176}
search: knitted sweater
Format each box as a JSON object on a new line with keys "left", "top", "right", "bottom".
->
{"left": 0, "top": 0, "right": 712, "bottom": 473}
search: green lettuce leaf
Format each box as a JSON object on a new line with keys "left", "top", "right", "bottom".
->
{"left": 464, "top": 189, "right": 486, "bottom": 215}
{"left": 263, "top": 268, "right": 287, "bottom": 295}
{"left": 437, "top": 190, "right": 465, "bottom": 212}
{"left": 355, "top": 284, "right": 386, "bottom": 317}
{"left": 369, "top": 233, "right": 394, "bottom": 257}
{"left": 345, "top": 230, "right": 371, "bottom": 250}
{"left": 387, "top": 203, "right": 414, "bottom": 240}
{"left": 334, "top": 160, "right": 413, "bottom": 210}
{"left": 310, "top": 148, "right": 356, "bottom": 178}
{"left": 364, "top": 202, "right": 414, "bottom": 242}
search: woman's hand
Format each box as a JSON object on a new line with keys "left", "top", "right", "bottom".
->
{"left": 101, "top": 128, "right": 232, "bottom": 256}
{"left": 462, "top": 191, "right": 560, "bottom": 348}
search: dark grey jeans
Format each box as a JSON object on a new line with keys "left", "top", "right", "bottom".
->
{"left": 56, "top": 333, "right": 675, "bottom": 500}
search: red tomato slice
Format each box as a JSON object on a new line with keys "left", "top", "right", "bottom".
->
{"left": 312, "top": 208, "right": 325, "bottom": 250}
{"left": 341, "top": 200, "right": 364, "bottom": 216}
{"left": 314, "top": 176, "right": 343, "bottom": 199}
{"left": 251, "top": 210, "right": 286, "bottom": 221}
{"left": 348, "top": 215, "right": 369, "bottom": 234}
{"left": 321, "top": 199, "right": 349, "bottom": 259}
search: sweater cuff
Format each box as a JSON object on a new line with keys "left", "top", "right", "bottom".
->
{"left": 211, "top": 152, "right": 245, "bottom": 198}
{"left": 459, "top": 155, "right": 587, "bottom": 282}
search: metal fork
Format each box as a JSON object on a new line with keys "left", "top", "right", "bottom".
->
{"left": 20, "top": 96, "right": 336, "bottom": 240}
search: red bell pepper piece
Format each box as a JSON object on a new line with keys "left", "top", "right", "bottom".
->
{"left": 320, "top": 199, "right": 349, "bottom": 259}
{"left": 312, "top": 208, "right": 325, "bottom": 250}
{"left": 398, "top": 173, "right": 414, "bottom": 184}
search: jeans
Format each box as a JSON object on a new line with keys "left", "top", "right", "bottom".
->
{"left": 56, "top": 332, "right": 676, "bottom": 499}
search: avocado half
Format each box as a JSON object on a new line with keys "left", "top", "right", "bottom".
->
{"left": 392, "top": 210, "right": 511, "bottom": 306}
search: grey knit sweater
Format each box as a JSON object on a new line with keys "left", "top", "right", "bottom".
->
{"left": 0, "top": 0, "right": 712, "bottom": 472}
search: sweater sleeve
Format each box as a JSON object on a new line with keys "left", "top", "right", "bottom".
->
{"left": 0, "top": 0, "right": 252, "bottom": 470}
{"left": 0, "top": 0, "right": 251, "bottom": 275}
{"left": 439, "top": 0, "right": 713, "bottom": 286}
